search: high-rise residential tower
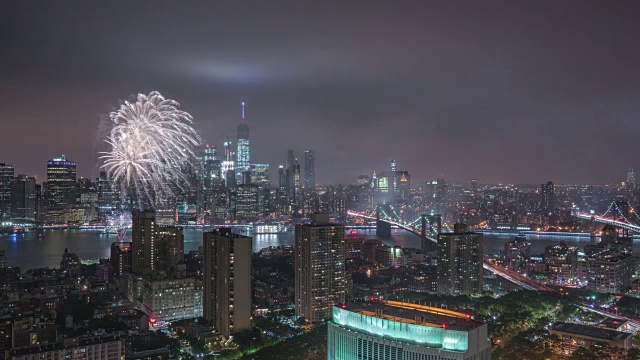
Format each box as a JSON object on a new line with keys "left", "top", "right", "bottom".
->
{"left": 295, "top": 213, "right": 346, "bottom": 323}
{"left": 46, "top": 155, "right": 76, "bottom": 224}
{"left": 0, "top": 163, "right": 15, "bottom": 222}
{"left": 304, "top": 150, "right": 315, "bottom": 191}
{"left": 131, "top": 210, "right": 157, "bottom": 273}
{"left": 131, "top": 209, "right": 184, "bottom": 273}
{"left": 437, "top": 223, "right": 483, "bottom": 296}
{"left": 203, "top": 228, "right": 252, "bottom": 339}
{"left": 236, "top": 102, "right": 250, "bottom": 181}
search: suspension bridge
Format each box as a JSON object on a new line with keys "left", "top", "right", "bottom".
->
{"left": 573, "top": 200, "right": 640, "bottom": 234}
{"left": 347, "top": 204, "right": 545, "bottom": 291}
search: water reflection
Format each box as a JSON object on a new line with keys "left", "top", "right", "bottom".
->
{"left": 1, "top": 228, "right": 636, "bottom": 270}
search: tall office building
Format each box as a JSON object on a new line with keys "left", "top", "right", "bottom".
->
{"left": 97, "top": 171, "right": 119, "bottom": 222}
{"left": 235, "top": 184, "right": 260, "bottom": 221}
{"left": 202, "top": 144, "right": 223, "bottom": 190}
{"left": 329, "top": 301, "right": 491, "bottom": 360}
{"left": 131, "top": 210, "right": 157, "bottom": 273}
{"left": 437, "top": 224, "right": 484, "bottom": 296}
{"left": 304, "top": 150, "right": 315, "bottom": 190}
{"left": 627, "top": 168, "right": 636, "bottom": 189}
{"left": 278, "top": 165, "right": 286, "bottom": 196}
{"left": 236, "top": 102, "right": 250, "bottom": 179}
{"left": 286, "top": 150, "right": 295, "bottom": 199}
{"left": 541, "top": 181, "right": 555, "bottom": 216}
{"left": 249, "top": 163, "right": 269, "bottom": 186}
{"left": 10, "top": 175, "right": 36, "bottom": 224}
{"left": 203, "top": 228, "right": 252, "bottom": 339}
{"left": 46, "top": 155, "right": 76, "bottom": 224}
{"left": 0, "top": 163, "right": 15, "bottom": 222}
{"left": 222, "top": 137, "right": 235, "bottom": 185}
{"left": 390, "top": 159, "right": 396, "bottom": 172}
{"left": 295, "top": 213, "right": 346, "bottom": 323}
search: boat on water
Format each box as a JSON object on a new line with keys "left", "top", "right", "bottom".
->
{"left": 0, "top": 226, "right": 26, "bottom": 235}
{"left": 253, "top": 224, "right": 288, "bottom": 234}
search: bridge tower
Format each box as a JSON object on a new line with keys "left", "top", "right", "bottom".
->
{"left": 375, "top": 204, "right": 391, "bottom": 238}
{"left": 421, "top": 214, "right": 441, "bottom": 253}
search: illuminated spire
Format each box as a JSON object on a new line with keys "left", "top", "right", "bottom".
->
{"left": 241, "top": 102, "right": 245, "bottom": 123}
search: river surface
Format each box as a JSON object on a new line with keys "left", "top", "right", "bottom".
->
{"left": 1, "top": 228, "right": 635, "bottom": 270}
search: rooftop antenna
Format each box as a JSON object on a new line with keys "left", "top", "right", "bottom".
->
{"left": 241, "top": 102, "right": 245, "bottom": 123}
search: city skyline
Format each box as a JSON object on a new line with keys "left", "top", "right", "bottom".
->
{"left": 3, "top": 1, "right": 640, "bottom": 184}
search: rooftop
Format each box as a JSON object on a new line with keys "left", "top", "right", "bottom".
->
{"left": 343, "top": 300, "right": 483, "bottom": 331}
{"left": 551, "top": 322, "right": 633, "bottom": 341}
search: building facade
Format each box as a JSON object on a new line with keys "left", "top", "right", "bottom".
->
{"left": 437, "top": 224, "right": 483, "bottom": 296}
{"left": 203, "top": 228, "right": 252, "bottom": 339}
{"left": 304, "top": 150, "right": 315, "bottom": 191}
{"left": 0, "top": 164, "right": 14, "bottom": 223}
{"left": 46, "top": 156, "right": 76, "bottom": 224}
{"left": 236, "top": 103, "right": 250, "bottom": 181}
{"left": 10, "top": 175, "right": 36, "bottom": 224}
{"left": 295, "top": 213, "right": 346, "bottom": 323}
{"left": 5, "top": 335, "right": 124, "bottom": 360}
{"left": 328, "top": 301, "right": 491, "bottom": 360}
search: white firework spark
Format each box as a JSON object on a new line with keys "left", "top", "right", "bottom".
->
{"left": 100, "top": 91, "right": 202, "bottom": 210}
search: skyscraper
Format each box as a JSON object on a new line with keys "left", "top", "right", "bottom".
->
{"left": 203, "top": 228, "right": 252, "bottom": 339}
{"left": 627, "top": 168, "right": 636, "bottom": 189}
{"left": 295, "top": 213, "right": 346, "bottom": 323}
{"left": 236, "top": 102, "right": 250, "bottom": 180}
{"left": 390, "top": 159, "right": 396, "bottom": 172}
{"left": 541, "top": 181, "right": 555, "bottom": 216}
{"left": 278, "top": 165, "right": 286, "bottom": 195}
{"left": 11, "top": 175, "right": 36, "bottom": 224}
{"left": 235, "top": 184, "right": 260, "bottom": 220}
{"left": 437, "top": 223, "right": 483, "bottom": 296}
{"left": 286, "top": 150, "right": 295, "bottom": 200}
{"left": 0, "top": 163, "right": 15, "bottom": 222}
{"left": 222, "top": 138, "right": 235, "bottom": 186}
{"left": 46, "top": 155, "right": 76, "bottom": 224}
{"left": 304, "top": 150, "right": 315, "bottom": 191}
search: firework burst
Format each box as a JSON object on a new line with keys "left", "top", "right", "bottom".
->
{"left": 100, "top": 91, "right": 202, "bottom": 210}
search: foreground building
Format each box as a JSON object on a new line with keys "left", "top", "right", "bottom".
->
{"left": 203, "top": 228, "right": 252, "bottom": 339}
{"left": 328, "top": 300, "right": 491, "bottom": 360}
{"left": 437, "top": 224, "right": 483, "bottom": 296}
{"left": 127, "top": 272, "right": 201, "bottom": 324}
{"left": 550, "top": 322, "right": 633, "bottom": 352}
{"left": 295, "top": 213, "right": 346, "bottom": 323}
{"left": 5, "top": 334, "right": 124, "bottom": 360}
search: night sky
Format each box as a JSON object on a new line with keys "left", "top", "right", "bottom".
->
{"left": 2, "top": 1, "right": 640, "bottom": 185}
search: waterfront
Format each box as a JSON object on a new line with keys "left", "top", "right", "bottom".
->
{"left": 0, "top": 228, "right": 633, "bottom": 270}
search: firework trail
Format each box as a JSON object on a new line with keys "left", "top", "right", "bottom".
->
{"left": 100, "top": 91, "right": 202, "bottom": 210}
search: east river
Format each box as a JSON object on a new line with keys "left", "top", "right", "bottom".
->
{"left": 2, "top": 228, "right": 638, "bottom": 270}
